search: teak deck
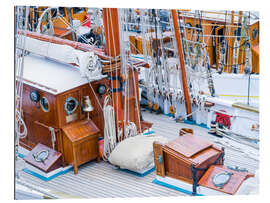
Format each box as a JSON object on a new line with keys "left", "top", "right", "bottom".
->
{"left": 16, "top": 111, "right": 259, "bottom": 198}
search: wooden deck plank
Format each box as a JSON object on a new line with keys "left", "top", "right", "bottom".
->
{"left": 16, "top": 111, "right": 258, "bottom": 198}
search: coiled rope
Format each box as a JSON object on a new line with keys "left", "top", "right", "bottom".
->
{"left": 102, "top": 95, "right": 117, "bottom": 161}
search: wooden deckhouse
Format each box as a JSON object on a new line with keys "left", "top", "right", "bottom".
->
{"left": 17, "top": 8, "right": 151, "bottom": 173}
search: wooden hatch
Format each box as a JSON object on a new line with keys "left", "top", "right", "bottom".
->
{"left": 153, "top": 133, "right": 224, "bottom": 185}
{"left": 24, "top": 143, "right": 62, "bottom": 173}
{"left": 62, "top": 119, "right": 100, "bottom": 143}
{"left": 198, "top": 165, "right": 254, "bottom": 195}
{"left": 165, "top": 134, "right": 213, "bottom": 158}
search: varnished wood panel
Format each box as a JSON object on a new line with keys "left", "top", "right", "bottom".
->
{"left": 164, "top": 153, "right": 193, "bottom": 183}
{"left": 252, "top": 44, "right": 259, "bottom": 74}
{"left": 62, "top": 131, "right": 74, "bottom": 164}
{"left": 250, "top": 21, "right": 259, "bottom": 47}
{"left": 75, "top": 136, "right": 99, "bottom": 166}
{"left": 154, "top": 134, "right": 224, "bottom": 184}
{"left": 136, "top": 36, "right": 143, "bottom": 54}
{"left": 165, "top": 134, "right": 212, "bottom": 158}
{"left": 22, "top": 84, "right": 57, "bottom": 128}
{"left": 153, "top": 142, "right": 165, "bottom": 177}
{"left": 20, "top": 78, "right": 109, "bottom": 157}
{"left": 129, "top": 35, "right": 137, "bottom": 54}
{"left": 81, "top": 78, "right": 110, "bottom": 138}
{"left": 24, "top": 143, "right": 62, "bottom": 173}
{"left": 198, "top": 165, "right": 251, "bottom": 195}
{"left": 56, "top": 88, "right": 81, "bottom": 127}
{"left": 62, "top": 119, "right": 100, "bottom": 174}
{"left": 102, "top": 8, "right": 120, "bottom": 57}
{"left": 20, "top": 83, "right": 59, "bottom": 150}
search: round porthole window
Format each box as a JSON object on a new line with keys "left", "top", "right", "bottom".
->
{"left": 212, "top": 171, "right": 233, "bottom": 188}
{"left": 64, "top": 97, "right": 78, "bottom": 115}
{"left": 40, "top": 97, "right": 50, "bottom": 112}
{"left": 97, "top": 84, "right": 106, "bottom": 95}
{"left": 30, "top": 90, "right": 40, "bottom": 103}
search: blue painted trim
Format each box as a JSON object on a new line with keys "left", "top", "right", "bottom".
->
{"left": 183, "top": 119, "right": 210, "bottom": 129}
{"left": 18, "top": 153, "right": 25, "bottom": 159}
{"left": 131, "top": 55, "right": 144, "bottom": 59}
{"left": 183, "top": 119, "right": 196, "bottom": 125}
{"left": 23, "top": 167, "right": 72, "bottom": 182}
{"left": 152, "top": 179, "right": 204, "bottom": 196}
{"left": 19, "top": 153, "right": 72, "bottom": 181}
{"left": 143, "top": 130, "right": 155, "bottom": 135}
{"left": 164, "top": 113, "right": 174, "bottom": 118}
{"left": 197, "top": 123, "right": 209, "bottom": 129}
{"left": 118, "top": 167, "right": 155, "bottom": 177}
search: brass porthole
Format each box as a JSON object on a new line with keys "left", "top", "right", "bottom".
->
{"left": 40, "top": 97, "right": 50, "bottom": 112}
{"left": 64, "top": 97, "right": 78, "bottom": 115}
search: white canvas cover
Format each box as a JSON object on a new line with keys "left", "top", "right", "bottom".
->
{"left": 17, "top": 36, "right": 80, "bottom": 65}
{"left": 108, "top": 134, "right": 168, "bottom": 173}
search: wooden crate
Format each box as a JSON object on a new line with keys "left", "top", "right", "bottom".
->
{"left": 153, "top": 133, "right": 224, "bottom": 187}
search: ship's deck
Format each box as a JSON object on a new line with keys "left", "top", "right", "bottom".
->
{"left": 15, "top": 111, "right": 259, "bottom": 199}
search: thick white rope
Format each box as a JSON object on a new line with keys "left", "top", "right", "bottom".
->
{"left": 102, "top": 96, "right": 117, "bottom": 161}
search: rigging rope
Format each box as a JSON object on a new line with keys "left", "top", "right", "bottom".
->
{"left": 15, "top": 6, "right": 29, "bottom": 180}
{"left": 15, "top": 6, "right": 29, "bottom": 142}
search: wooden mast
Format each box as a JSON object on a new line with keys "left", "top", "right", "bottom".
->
{"left": 102, "top": 8, "right": 144, "bottom": 135}
{"left": 228, "top": 11, "right": 235, "bottom": 73}
{"left": 171, "top": 9, "right": 192, "bottom": 119}
{"left": 102, "top": 8, "right": 124, "bottom": 126}
{"left": 102, "top": 8, "right": 121, "bottom": 57}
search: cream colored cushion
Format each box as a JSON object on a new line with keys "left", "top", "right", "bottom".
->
{"left": 108, "top": 134, "right": 168, "bottom": 174}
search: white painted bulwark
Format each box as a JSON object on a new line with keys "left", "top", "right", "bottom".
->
{"left": 211, "top": 73, "right": 259, "bottom": 106}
